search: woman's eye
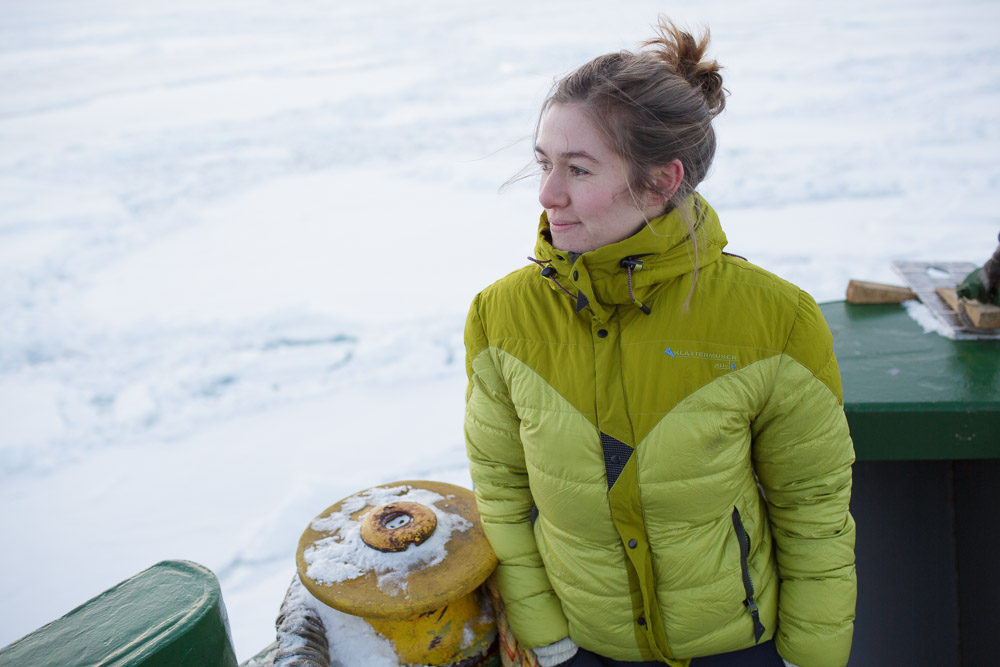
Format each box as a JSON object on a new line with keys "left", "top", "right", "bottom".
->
{"left": 569, "top": 165, "right": 589, "bottom": 176}
{"left": 537, "top": 160, "right": 553, "bottom": 171}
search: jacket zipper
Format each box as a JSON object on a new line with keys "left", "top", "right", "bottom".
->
{"left": 731, "top": 507, "right": 765, "bottom": 643}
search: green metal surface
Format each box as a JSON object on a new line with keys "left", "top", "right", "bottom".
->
{"left": 0, "top": 560, "right": 237, "bottom": 667}
{"left": 822, "top": 301, "right": 1000, "bottom": 461}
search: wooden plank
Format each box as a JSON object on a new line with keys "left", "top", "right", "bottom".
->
{"left": 937, "top": 287, "right": 960, "bottom": 310}
{"left": 846, "top": 279, "right": 916, "bottom": 304}
{"left": 936, "top": 288, "right": 1000, "bottom": 329}
{"left": 968, "top": 302, "right": 1000, "bottom": 329}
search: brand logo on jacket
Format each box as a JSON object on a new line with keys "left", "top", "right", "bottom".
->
{"left": 664, "top": 347, "right": 739, "bottom": 372}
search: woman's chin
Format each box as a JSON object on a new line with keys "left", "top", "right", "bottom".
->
{"left": 551, "top": 228, "right": 591, "bottom": 254}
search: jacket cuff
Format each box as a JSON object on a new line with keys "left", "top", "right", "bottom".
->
{"left": 533, "top": 637, "right": 579, "bottom": 667}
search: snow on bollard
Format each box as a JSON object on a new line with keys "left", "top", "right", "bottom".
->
{"left": 291, "top": 480, "right": 499, "bottom": 666}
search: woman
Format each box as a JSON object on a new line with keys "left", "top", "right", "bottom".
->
{"left": 464, "top": 18, "right": 856, "bottom": 667}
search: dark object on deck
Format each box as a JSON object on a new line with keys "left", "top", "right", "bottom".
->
{"left": 957, "top": 230, "right": 1000, "bottom": 306}
{"left": 983, "top": 230, "right": 1000, "bottom": 296}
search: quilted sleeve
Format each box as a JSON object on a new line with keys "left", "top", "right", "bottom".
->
{"left": 464, "top": 294, "right": 570, "bottom": 648}
{"left": 751, "top": 290, "right": 857, "bottom": 667}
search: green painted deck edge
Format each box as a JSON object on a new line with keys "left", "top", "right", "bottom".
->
{"left": 846, "top": 406, "right": 999, "bottom": 461}
{"left": 820, "top": 300, "right": 1000, "bottom": 462}
{"left": 0, "top": 560, "right": 238, "bottom": 667}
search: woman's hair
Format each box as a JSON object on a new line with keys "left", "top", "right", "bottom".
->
{"left": 539, "top": 17, "right": 725, "bottom": 209}
{"left": 535, "top": 16, "right": 726, "bottom": 296}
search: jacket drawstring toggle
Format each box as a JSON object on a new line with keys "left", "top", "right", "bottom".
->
{"left": 621, "top": 258, "right": 652, "bottom": 315}
{"left": 528, "top": 256, "right": 576, "bottom": 300}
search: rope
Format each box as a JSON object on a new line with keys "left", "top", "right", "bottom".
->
{"left": 485, "top": 575, "right": 540, "bottom": 667}
{"left": 274, "top": 576, "right": 331, "bottom": 667}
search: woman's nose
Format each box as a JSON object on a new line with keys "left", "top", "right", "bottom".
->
{"left": 539, "top": 172, "right": 568, "bottom": 209}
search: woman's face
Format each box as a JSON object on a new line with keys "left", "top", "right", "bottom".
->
{"left": 535, "top": 104, "right": 663, "bottom": 254}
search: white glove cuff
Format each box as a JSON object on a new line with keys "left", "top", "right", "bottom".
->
{"left": 533, "top": 636, "right": 579, "bottom": 667}
{"left": 782, "top": 659, "right": 801, "bottom": 667}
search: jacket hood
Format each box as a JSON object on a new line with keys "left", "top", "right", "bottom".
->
{"left": 532, "top": 193, "right": 728, "bottom": 322}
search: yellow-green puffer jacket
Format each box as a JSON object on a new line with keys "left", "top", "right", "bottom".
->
{"left": 464, "top": 195, "right": 856, "bottom": 667}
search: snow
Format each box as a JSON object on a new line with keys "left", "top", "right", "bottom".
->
{"left": 903, "top": 300, "right": 957, "bottom": 338}
{"left": 303, "top": 485, "right": 471, "bottom": 595}
{"left": 282, "top": 575, "right": 401, "bottom": 667}
{"left": 1, "top": 0, "right": 999, "bottom": 662}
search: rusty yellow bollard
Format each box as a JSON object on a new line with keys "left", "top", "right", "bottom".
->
{"left": 296, "top": 480, "right": 498, "bottom": 666}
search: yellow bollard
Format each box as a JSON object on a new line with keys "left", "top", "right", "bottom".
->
{"left": 366, "top": 589, "right": 495, "bottom": 665}
{"left": 296, "top": 480, "right": 498, "bottom": 666}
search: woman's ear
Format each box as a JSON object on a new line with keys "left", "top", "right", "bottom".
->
{"left": 648, "top": 159, "right": 684, "bottom": 205}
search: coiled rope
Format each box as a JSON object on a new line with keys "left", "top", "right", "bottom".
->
{"left": 485, "top": 575, "right": 539, "bottom": 667}
{"left": 273, "top": 577, "right": 331, "bottom": 667}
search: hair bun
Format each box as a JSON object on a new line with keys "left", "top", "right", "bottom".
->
{"left": 643, "top": 18, "right": 726, "bottom": 116}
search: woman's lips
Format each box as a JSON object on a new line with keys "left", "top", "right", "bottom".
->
{"left": 549, "top": 219, "right": 579, "bottom": 227}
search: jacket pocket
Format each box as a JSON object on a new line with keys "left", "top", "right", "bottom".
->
{"left": 731, "top": 507, "right": 766, "bottom": 643}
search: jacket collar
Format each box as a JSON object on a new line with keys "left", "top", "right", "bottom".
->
{"left": 531, "top": 194, "right": 728, "bottom": 322}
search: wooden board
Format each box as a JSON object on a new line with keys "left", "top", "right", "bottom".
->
{"left": 846, "top": 280, "right": 916, "bottom": 304}
{"left": 936, "top": 287, "right": 1000, "bottom": 330}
